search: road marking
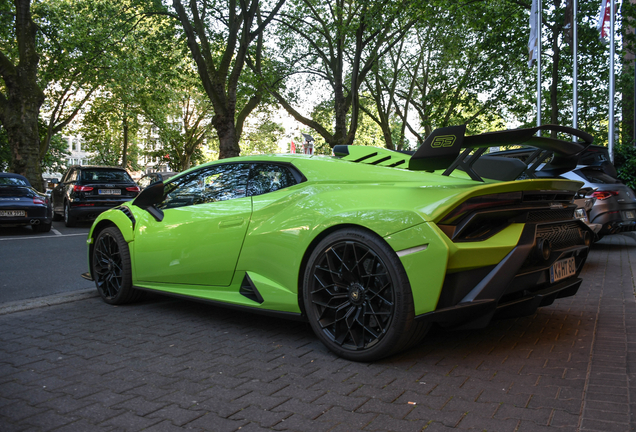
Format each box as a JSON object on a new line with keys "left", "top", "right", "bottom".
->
{"left": 0, "top": 233, "right": 88, "bottom": 241}
{"left": 51, "top": 228, "right": 62, "bottom": 235}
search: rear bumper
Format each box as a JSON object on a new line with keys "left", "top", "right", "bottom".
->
{"left": 0, "top": 215, "right": 51, "bottom": 227}
{"left": 0, "top": 207, "right": 51, "bottom": 227}
{"left": 415, "top": 222, "right": 590, "bottom": 329}
{"left": 70, "top": 200, "right": 133, "bottom": 220}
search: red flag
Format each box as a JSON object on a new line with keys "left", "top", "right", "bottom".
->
{"left": 597, "top": 0, "right": 619, "bottom": 39}
{"left": 291, "top": 140, "right": 296, "bottom": 153}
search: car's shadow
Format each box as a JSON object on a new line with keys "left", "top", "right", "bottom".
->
{"left": 103, "top": 290, "right": 594, "bottom": 365}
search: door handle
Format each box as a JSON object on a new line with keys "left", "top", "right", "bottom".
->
{"left": 219, "top": 217, "right": 244, "bottom": 228}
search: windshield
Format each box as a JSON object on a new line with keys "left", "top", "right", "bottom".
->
{"left": 0, "top": 177, "right": 29, "bottom": 187}
{"left": 81, "top": 169, "right": 133, "bottom": 183}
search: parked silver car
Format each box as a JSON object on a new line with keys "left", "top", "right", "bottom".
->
{"left": 560, "top": 166, "right": 636, "bottom": 238}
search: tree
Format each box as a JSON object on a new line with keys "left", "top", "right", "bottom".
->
{"left": 0, "top": 0, "right": 45, "bottom": 190}
{"left": 393, "top": 2, "right": 528, "bottom": 143}
{"left": 80, "top": 94, "right": 143, "bottom": 169}
{"left": 40, "top": 132, "right": 70, "bottom": 175}
{"left": 142, "top": 70, "right": 216, "bottom": 171}
{"left": 240, "top": 112, "right": 284, "bottom": 155}
{"left": 170, "top": 0, "right": 286, "bottom": 160}
{"left": 76, "top": 1, "right": 186, "bottom": 172}
{"left": 0, "top": 0, "right": 176, "bottom": 188}
{"left": 266, "top": 0, "right": 416, "bottom": 149}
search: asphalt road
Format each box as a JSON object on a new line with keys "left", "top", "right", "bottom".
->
{"left": 0, "top": 220, "right": 94, "bottom": 303}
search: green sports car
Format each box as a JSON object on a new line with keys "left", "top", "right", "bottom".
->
{"left": 86, "top": 125, "right": 594, "bottom": 361}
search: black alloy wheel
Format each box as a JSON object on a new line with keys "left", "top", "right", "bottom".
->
{"left": 64, "top": 201, "right": 76, "bottom": 227}
{"left": 92, "top": 227, "right": 141, "bottom": 304}
{"left": 303, "top": 228, "right": 428, "bottom": 361}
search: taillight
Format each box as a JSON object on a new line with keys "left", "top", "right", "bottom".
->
{"left": 440, "top": 192, "right": 523, "bottom": 224}
{"left": 126, "top": 186, "right": 140, "bottom": 192}
{"left": 591, "top": 190, "right": 619, "bottom": 200}
{"left": 33, "top": 197, "right": 47, "bottom": 205}
{"left": 74, "top": 185, "right": 93, "bottom": 192}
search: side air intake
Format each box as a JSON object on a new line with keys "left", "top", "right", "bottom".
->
{"left": 240, "top": 274, "right": 264, "bottom": 304}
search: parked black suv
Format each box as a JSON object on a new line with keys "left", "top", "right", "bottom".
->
{"left": 51, "top": 166, "right": 140, "bottom": 227}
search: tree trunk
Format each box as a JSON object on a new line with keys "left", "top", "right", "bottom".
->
{"left": 0, "top": 0, "right": 45, "bottom": 191}
{"left": 214, "top": 114, "right": 240, "bottom": 159}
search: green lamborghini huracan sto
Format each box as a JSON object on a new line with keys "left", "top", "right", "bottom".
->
{"left": 86, "top": 125, "right": 594, "bottom": 361}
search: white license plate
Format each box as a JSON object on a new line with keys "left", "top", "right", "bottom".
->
{"left": 550, "top": 257, "right": 576, "bottom": 283}
{"left": 0, "top": 210, "right": 26, "bottom": 217}
{"left": 98, "top": 189, "right": 121, "bottom": 195}
{"left": 625, "top": 210, "right": 635, "bottom": 219}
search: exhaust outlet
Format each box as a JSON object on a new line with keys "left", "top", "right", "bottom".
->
{"left": 30, "top": 219, "right": 41, "bottom": 225}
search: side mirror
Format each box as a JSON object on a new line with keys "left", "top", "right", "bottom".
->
{"left": 133, "top": 181, "right": 164, "bottom": 221}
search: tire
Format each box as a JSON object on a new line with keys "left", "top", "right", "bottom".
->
{"left": 32, "top": 222, "right": 51, "bottom": 233}
{"left": 51, "top": 197, "right": 62, "bottom": 221}
{"left": 64, "top": 201, "right": 76, "bottom": 227}
{"left": 92, "top": 227, "right": 143, "bottom": 305}
{"left": 302, "top": 228, "right": 429, "bottom": 362}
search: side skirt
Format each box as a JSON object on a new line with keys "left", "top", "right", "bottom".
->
{"left": 132, "top": 285, "right": 307, "bottom": 322}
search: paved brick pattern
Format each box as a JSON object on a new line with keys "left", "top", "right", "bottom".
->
{"left": 0, "top": 234, "right": 635, "bottom": 431}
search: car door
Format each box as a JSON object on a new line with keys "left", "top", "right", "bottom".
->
{"left": 53, "top": 169, "right": 74, "bottom": 212}
{"left": 133, "top": 163, "right": 252, "bottom": 287}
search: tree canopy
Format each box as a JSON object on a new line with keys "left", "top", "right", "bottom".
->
{"left": 0, "top": 0, "right": 632, "bottom": 186}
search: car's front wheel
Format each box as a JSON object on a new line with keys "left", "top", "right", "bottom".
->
{"left": 302, "top": 228, "right": 429, "bottom": 362}
{"left": 92, "top": 227, "right": 143, "bottom": 305}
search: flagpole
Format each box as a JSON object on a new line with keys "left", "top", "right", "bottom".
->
{"left": 537, "top": 0, "right": 542, "bottom": 129}
{"left": 573, "top": 0, "right": 578, "bottom": 139}
{"left": 609, "top": 0, "right": 615, "bottom": 162}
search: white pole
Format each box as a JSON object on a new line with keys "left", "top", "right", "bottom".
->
{"left": 573, "top": 0, "right": 578, "bottom": 138}
{"left": 609, "top": 0, "right": 615, "bottom": 162}
{"left": 537, "top": 0, "right": 542, "bottom": 129}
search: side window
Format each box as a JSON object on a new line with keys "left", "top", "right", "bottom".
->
{"left": 65, "top": 170, "right": 77, "bottom": 183}
{"left": 159, "top": 164, "right": 249, "bottom": 210}
{"left": 248, "top": 164, "right": 299, "bottom": 197}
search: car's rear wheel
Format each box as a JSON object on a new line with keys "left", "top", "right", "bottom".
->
{"left": 64, "top": 201, "right": 76, "bottom": 227}
{"left": 92, "top": 227, "right": 142, "bottom": 304}
{"left": 303, "top": 228, "right": 429, "bottom": 362}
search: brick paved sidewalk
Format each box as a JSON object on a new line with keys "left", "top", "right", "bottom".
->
{"left": 0, "top": 234, "right": 635, "bottom": 432}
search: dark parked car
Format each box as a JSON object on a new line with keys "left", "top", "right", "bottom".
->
{"left": 0, "top": 173, "right": 52, "bottom": 232}
{"left": 138, "top": 171, "right": 178, "bottom": 190}
{"left": 51, "top": 166, "right": 140, "bottom": 227}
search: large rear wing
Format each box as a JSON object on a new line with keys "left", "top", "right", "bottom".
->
{"left": 408, "top": 124, "right": 594, "bottom": 182}
{"left": 333, "top": 124, "right": 594, "bottom": 182}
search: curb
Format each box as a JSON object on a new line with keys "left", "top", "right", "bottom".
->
{"left": 0, "top": 289, "right": 99, "bottom": 316}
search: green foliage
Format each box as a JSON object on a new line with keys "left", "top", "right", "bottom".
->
{"left": 240, "top": 114, "right": 284, "bottom": 155}
{"left": 40, "top": 134, "right": 70, "bottom": 174}
{"left": 141, "top": 62, "right": 216, "bottom": 171}
{"left": 613, "top": 144, "right": 636, "bottom": 189}
{"left": 80, "top": 95, "right": 142, "bottom": 170}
